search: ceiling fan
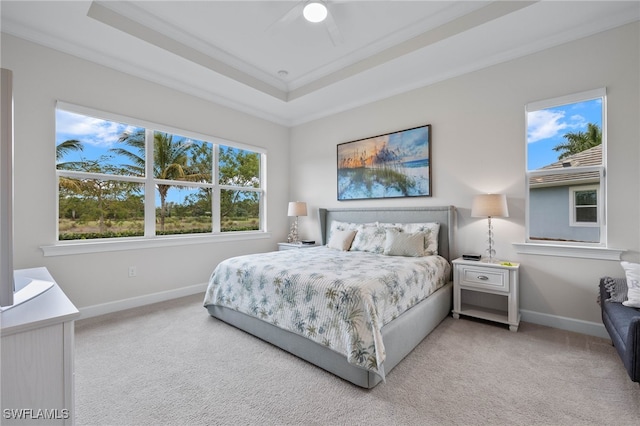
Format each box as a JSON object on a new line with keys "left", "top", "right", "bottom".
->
{"left": 267, "top": 1, "right": 344, "bottom": 46}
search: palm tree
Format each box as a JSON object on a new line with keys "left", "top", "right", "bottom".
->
{"left": 56, "top": 139, "right": 83, "bottom": 162}
{"left": 553, "top": 123, "right": 601, "bottom": 160}
{"left": 56, "top": 139, "right": 85, "bottom": 192}
{"left": 113, "top": 130, "right": 208, "bottom": 231}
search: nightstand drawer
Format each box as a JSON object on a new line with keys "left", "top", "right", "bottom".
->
{"left": 459, "top": 266, "right": 509, "bottom": 292}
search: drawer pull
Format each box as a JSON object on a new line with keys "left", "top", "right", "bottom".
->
{"left": 477, "top": 275, "right": 489, "bottom": 281}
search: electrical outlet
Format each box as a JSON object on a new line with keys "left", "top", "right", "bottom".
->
{"left": 128, "top": 266, "right": 137, "bottom": 278}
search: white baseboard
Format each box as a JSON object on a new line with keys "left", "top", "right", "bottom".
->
{"left": 78, "top": 286, "right": 611, "bottom": 340}
{"left": 79, "top": 282, "right": 208, "bottom": 320}
{"left": 520, "top": 309, "right": 609, "bottom": 339}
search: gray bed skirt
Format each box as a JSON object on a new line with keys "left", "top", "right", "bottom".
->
{"left": 206, "top": 281, "right": 452, "bottom": 388}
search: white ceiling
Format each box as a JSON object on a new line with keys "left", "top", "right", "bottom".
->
{"left": 1, "top": 1, "right": 639, "bottom": 126}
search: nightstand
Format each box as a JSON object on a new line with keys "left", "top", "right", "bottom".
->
{"left": 452, "top": 258, "right": 520, "bottom": 331}
{"left": 277, "top": 242, "right": 317, "bottom": 251}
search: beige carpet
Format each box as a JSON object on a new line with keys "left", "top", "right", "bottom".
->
{"left": 75, "top": 293, "right": 640, "bottom": 425}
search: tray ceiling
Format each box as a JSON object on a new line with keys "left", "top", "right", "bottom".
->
{"left": 1, "top": 1, "right": 638, "bottom": 125}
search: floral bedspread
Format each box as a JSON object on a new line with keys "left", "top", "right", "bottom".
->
{"left": 203, "top": 246, "right": 450, "bottom": 379}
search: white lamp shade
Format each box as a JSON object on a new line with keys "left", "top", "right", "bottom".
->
{"left": 287, "top": 201, "right": 307, "bottom": 217}
{"left": 471, "top": 194, "right": 509, "bottom": 218}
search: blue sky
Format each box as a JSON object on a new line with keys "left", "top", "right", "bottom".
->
{"left": 56, "top": 109, "right": 143, "bottom": 165}
{"left": 527, "top": 98, "right": 602, "bottom": 170}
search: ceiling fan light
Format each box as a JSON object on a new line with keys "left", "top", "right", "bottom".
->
{"left": 303, "top": 2, "right": 327, "bottom": 23}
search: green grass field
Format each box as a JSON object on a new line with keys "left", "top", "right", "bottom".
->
{"left": 58, "top": 217, "right": 259, "bottom": 239}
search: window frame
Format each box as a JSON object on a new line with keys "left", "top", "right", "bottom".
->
{"left": 569, "top": 184, "right": 599, "bottom": 227}
{"left": 45, "top": 101, "right": 269, "bottom": 255}
{"left": 517, "top": 88, "right": 623, "bottom": 260}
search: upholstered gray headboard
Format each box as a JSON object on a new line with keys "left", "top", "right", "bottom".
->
{"left": 318, "top": 206, "right": 456, "bottom": 262}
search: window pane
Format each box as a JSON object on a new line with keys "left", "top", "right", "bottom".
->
{"left": 527, "top": 98, "right": 602, "bottom": 171}
{"left": 58, "top": 178, "right": 144, "bottom": 240}
{"left": 529, "top": 194, "right": 599, "bottom": 242}
{"left": 153, "top": 131, "right": 212, "bottom": 183}
{"left": 221, "top": 189, "right": 260, "bottom": 231}
{"left": 56, "top": 109, "right": 145, "bottom": 177}
{"left": 219, "top": 145, "right": 260, "bottom": 188}
{"left": 576, "top": 206, "right": 597, "bottom": 223}
{"left": 575, "top": 190, "right": 596, "bottom": 206}
{"left": 155, "top": 186, "right": 212, "bottom": 235}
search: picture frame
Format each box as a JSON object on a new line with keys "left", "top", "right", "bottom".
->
{"left": 337, "top": 124, "right": 431, "bottom": 200}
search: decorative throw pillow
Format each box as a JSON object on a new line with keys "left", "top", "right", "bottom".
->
{"left": 350, "top": 224, "right": 387, "bottom": 254}
{"left": 621, "top": 261, "right": 640, "bottom": 308}
{"left": 383, "top": 229, "right": 425, "bottom": 257}
{"left": 327, "top": 229, "right": 356, "bottom": 251}
{"left": 602, "top": 276, "right": 629, "bottom": 303}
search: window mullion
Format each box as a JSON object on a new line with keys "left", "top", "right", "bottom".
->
{"left": 57, "top": 170, "right": 146, "bottom": 183}
{"left": 260, "top": 152, "right": 267, "bottom": 231}
{"left": 212, "top": 144, "right": 220, "bottom": 233}
{"left": 599, "top": 167, "right": 606, "bottom": 246}
{"left": 144, "top": 129, "right": 155, "bottom": 237}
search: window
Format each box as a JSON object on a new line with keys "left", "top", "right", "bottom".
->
{"left": 570, "top": 185, "right": 598, "bottom": 226}
{"left": 55, "top": 102, "right": 265, "bottom": 242}
{"left": 525, "top": 88, "right": 605, "bottom": 245}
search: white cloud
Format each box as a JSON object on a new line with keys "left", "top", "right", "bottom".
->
{"left": 527, "top": 109, "right": 587, "bottom": 143}
{"left": 527, "top": 109, "right": 567, "bottom": 143}
{"left": 56, "top": 110, "right": 129, "bottom": 147}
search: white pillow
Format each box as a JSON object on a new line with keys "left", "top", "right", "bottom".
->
{"left": 621, "top": 261, "right": 640, "bottom": 308}
{"left": 383, "top": 229, "right": 425, "bottom": 257}
{"left": 350, "top": 224, "right": 387, "bottom": 254}
{"left": 328, "top": 220, "right": 371, "bottom": 243}
{"left": 327, "top": 229, "right": 356, "bottom": 251}
{"left": 329, "top": 220, "right": 358, "bottom": 233}
{"left": 379, "top": 222, "right": 440, "bottom": 255}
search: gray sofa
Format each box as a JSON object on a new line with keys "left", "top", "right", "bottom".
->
{"left": 599, "top": 277, "right": 640, "bottom": 383}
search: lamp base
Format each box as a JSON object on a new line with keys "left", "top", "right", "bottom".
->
{"left": 287, "top": 217, "right": 299, "bottom": 243}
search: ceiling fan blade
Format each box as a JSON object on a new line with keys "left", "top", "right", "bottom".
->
{"left": 265, "top": 2, "right": 305, "bottom": 34}
{"left": 324, "top": 7, "right": 343, "bottom": 46}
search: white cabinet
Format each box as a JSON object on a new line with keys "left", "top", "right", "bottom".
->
{"left": 452, "top": 258, "right": 520, "bottom": 332}
{"left": 1, "top": 268, "right": 79, "bottom": 425}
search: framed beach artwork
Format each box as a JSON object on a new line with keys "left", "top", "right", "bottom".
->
{"left": 337, "top": 124, "right": 431, "bottom": 200}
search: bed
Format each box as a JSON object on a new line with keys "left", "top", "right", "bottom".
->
{"left": 204, "top": 206, "right": 456, "bottom": 388}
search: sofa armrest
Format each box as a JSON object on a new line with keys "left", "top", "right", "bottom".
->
{"left": 627, "top": 316, "right": 640, "bottom": 382}
{"left": 599, "top": 278, "right": 608, "bottom": 306}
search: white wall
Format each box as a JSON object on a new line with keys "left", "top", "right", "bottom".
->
{"left": 1, "top": 34, "right": 291, "bottom": 311}
{"left": 290, "top": 22, "right": 640, "bottom": 329}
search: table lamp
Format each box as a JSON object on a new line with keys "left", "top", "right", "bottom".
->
{"left": 471, "top": 194, "right": 509, "bottom": 262}
{"left": 287, "top": 201, "right": 307, "bottom": 243}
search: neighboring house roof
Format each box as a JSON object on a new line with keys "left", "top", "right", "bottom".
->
{"left": 529, "top": 144, "right": 602, "bottom": 187}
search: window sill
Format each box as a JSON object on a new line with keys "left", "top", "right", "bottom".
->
{"left": 41, "top": 232, "right": 272, "bottom": 257}
{"left": 513, "top": 242, "right": 624, "bottom": 261}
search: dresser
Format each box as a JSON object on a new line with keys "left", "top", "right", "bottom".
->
{"left": 1, "top": 268, "right": 79, "bottom": 425}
